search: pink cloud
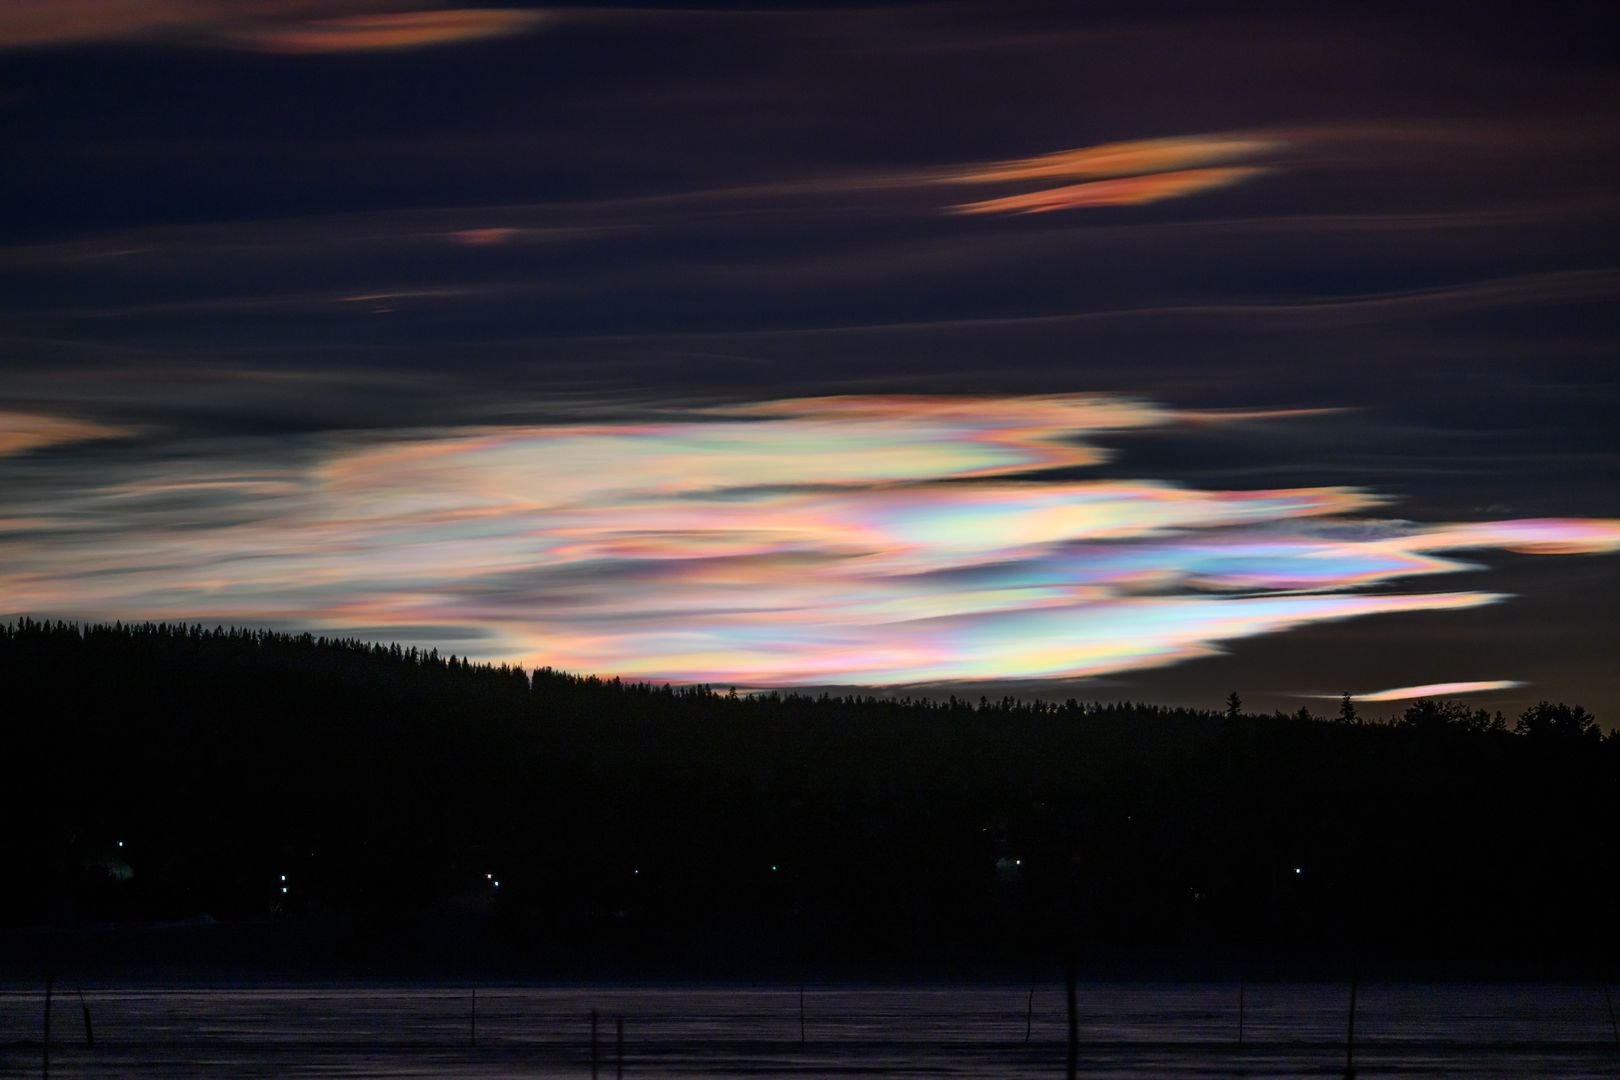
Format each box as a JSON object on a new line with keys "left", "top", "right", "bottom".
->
{"left": 236, "top": 8, "right": 546, "bottom": 53}
{"left": 0, "top": 2, "right": 547, "bottom": 52}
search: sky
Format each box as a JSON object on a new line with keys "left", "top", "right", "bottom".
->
{"left": 2, "top": 1, "right": 1618, "bottom": 720}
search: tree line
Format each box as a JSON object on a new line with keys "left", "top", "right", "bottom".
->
{"left": 4, "top": 618, "right": 1615, "bottom": 978}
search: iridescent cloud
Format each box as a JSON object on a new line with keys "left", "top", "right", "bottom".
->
{"left": 0, "top": 411, "right": 129, "bottom": 456}
{"left": 944, "top": 135, "right": 1281, "bottom": 185}
{"left": 0, "top": 0, "right": 197, "bottom": 47}
{"left": 3, "top": 395, "right": 1618, "bottom": 687}
{"left": 942, "top": 133, "right": 1279, "bottom": 214}
{"left": 0, "top": 1, "right": 546, "bottom": 52}
{"left": 950, "top": 167, "right": 1268, "bottom": 215}
{"left": 1353, "top": 681, "right": 1526, "bottom": 703}
{"left": 237, "top": 8, "right": 546, "bottom": 53}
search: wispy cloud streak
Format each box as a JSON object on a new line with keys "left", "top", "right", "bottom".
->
{"left": 236, "top": 8, "right": 546, "bottom": 53}
{"left": 1356, "top": 681, "right": 1526, "bottom": 702}
{"left": 0, "top": 1, "right": 547, "bottom": 52}
{"left": 3, "top": 395, "right": 1617, "bottom": 686}
{"left": 0, "top": 411, "right": 130, "bottom": 456}
{"left": 942, "top": 136, "right": 1283, "bottom": 185}
{"left": 950, "top": 167, "right": 1267, "bottom": 215}
{"left": 944, "top": 133, "right": 1279, "bottom": 214}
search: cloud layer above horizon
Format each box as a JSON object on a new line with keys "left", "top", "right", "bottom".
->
{"left": 0, "top": 1, "right": 547, "bottom": 52}
{"left": 2, "top": 2, "right": 1618, "bottom": 710}
{"left": 4, "top": 394, "right": 1617, "bottom": 688}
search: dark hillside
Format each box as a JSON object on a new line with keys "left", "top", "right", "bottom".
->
{"left": 4, "top": 619, "right": 1615, "bottom": 979}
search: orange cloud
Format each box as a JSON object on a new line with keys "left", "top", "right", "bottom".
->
{"left": 0, "top": 0, "right": 198, "bottom": 47}
{"left": 0, "top": 2, "right": 546, "bottom": 52}
{"left": 0, "top": 411, "right": 129, "bottom": 456}
{"left": 934, "top": 131, "right": 1282, "bottom": 216}
{"left": 946, "top": 135, "right": 1281, "bottom": 185}
{"left": 950, "top": 167, "right": 1266, "bottom": 215}
{"left": 237, "top": 8, "right": 546, "bottom": 53}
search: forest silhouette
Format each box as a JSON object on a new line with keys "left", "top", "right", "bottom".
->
{"left": 5, "top": 618, "right": 1615, "bottom": 979}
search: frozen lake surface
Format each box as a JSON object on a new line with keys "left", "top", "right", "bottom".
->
{"left": 4, "top": 982, "right": 1618, "bottom": 1077}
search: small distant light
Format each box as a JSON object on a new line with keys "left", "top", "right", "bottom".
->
{"left": 492, "top": 880, "right": 500, "bottom": 888}
{"left": 1014, "top": 859, "right": 1022, "bottom": 866}
{"left": 770, "top": 865, "right": 778, "bottom": 872}
{"left": 632, "top": 869, "right": 640, "bottom": 876}
{"left": 116, "top": 840, "right": 124, "bottom": 848}
{"left": 1294, "top": 867, "right": 1302, "bottom": 875}
{"left": 280, "top": 874, "right": 287, "bottom": 882}
{"left": 485, "top": 873, "right": 493, "bottom": 880}
{"left": 280, "top": 886, "right": 288, "bottom": 894}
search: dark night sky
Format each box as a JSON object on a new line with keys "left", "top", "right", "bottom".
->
{"left": 2, "top": 1, "right": 1617, "bottom": 720}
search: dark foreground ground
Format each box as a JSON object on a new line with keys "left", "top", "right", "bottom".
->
{"left": 4, "top": 982, "right": 1619, "bottom": 1078}
{"left": 8, "top": 623, "right": 1619, "bottom": 1074}
{"left": 10, "top": 621, "right": 1619, "bottom": 985}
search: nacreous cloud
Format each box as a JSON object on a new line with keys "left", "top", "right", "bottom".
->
{"left": 949, "top": 167, "right": 1267, "bottom": 215}
{"left": 0, "top": 411, "right": 129, "bottom": 456}
{"left": 1354, "top": 681, "right": 1526, "bottom": 703}
{"left": 944, "top": 134, "right": 1279, "bottom": 214}
{"left": 3, "top": 395, "right": 1618, "bottom": 686}
{"left": 235, "top": 8, "right": 546, "bottom": 53}
{"left": 943, "top": 135, "right": 1281, "bottom": 185}
{"left": 0, "top": 2, "right": 546, "bottom": 52}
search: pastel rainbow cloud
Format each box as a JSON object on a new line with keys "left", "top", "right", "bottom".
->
{"left": 3, "top": 394, "right": 1618, "bottom": 687}
{"left": 1354, "top": 681, "right": 1526, "bottom": 703}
